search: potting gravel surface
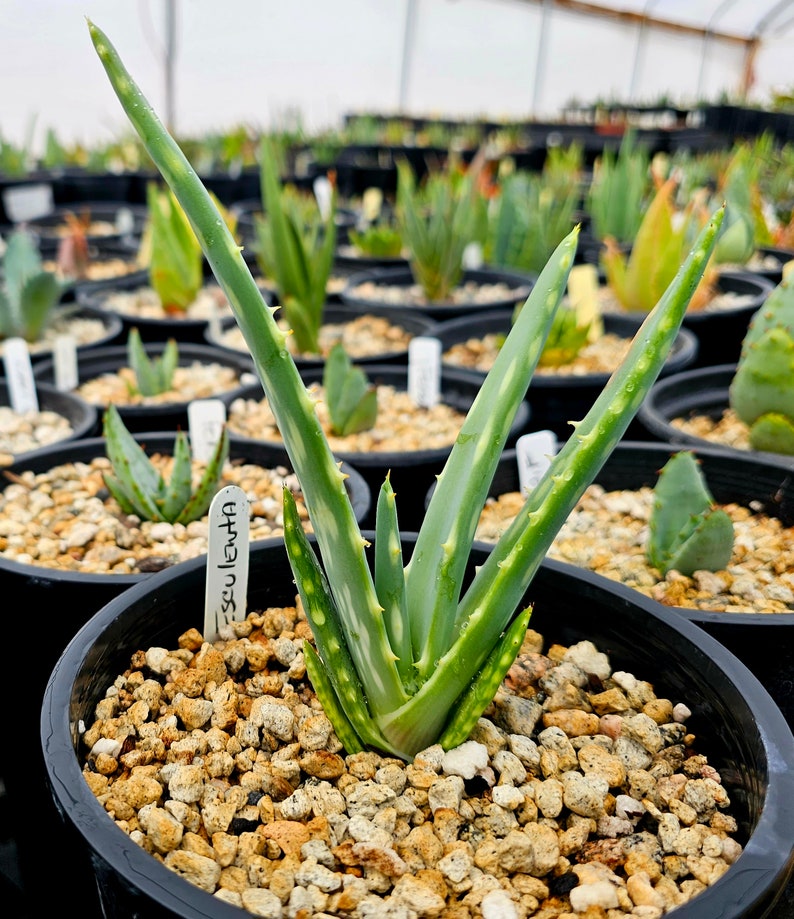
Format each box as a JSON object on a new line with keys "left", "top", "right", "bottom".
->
{"left": 476, "top": 484, "right": 794, "bottom": 614}
{"left": 227, "top": 385, "right": 467, "bottom": 454}
{"left": 80, "top": 605, "right": 742, "bottom": 918}
{"left": 0, "top": 406, "right": 75, "bottom": 466}
{"left": 0, "top": 457, "right": 311, "bottom": 574}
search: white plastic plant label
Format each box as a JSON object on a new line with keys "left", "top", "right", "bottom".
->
{"left": 2, "top": 337, "right": 38, "bottom": 412}
{"left": 188, "top": 398, "right": 227, "bottom": 463}
{"left": 203, "top": 484, "right": 250, "bottom": 640}
{"left": 462, "top": 241, "right": 484, "bottom": 270}
{"left": 53, "top": 335, "right": 78, "bottom": 391}
{"left": 361, "top": 187, "right": 383, "bottom": 224}
{"left": 408, "top": 336, "right": 441, "bottom": 408}
{"left": 114, "top": 206, "right": 136, "bottom": 236}
{"left": 515, "top": 430, "right": 558, "bottom": 493}
{"left": 206, "top": 299, "right": 223, "bottom": 342}
{"left": 313, "top": 176, "right": 333, "bottom": 221}
{"left": 2, "top": 183, "right": 53, "bottom": 223}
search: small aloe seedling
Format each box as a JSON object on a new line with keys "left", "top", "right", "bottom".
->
{"left": 140, "top": 182, "right": 203, "bottom": 313}
{"left": 0, "top": 230, "right": 70, "bottom": 342}
{"left": 126, "top": 327, "right": 179, "bottom": 397}
{"left": 323, "top": 343, "right": 377, "bottom": 436}
{"left": 91, "top": 19, "right": 724, "bottom": 761}
{"left": 254, "top": 137, "right": 337, "bottom": 355}
{"left": 102, "top": 403, "right": 229, "bottom": 524}
{"left": 729, "top": 273, "right": 794, "bottom": 455}
{"left": 646, "top": 451, "right": 734, "bottom": 576}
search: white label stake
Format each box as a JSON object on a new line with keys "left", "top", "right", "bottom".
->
{"left": 408, "top": 336, "right": 441, "bottom": 408}
{"left": 53, "top": 335, "right": 79, "bottom": 391}
{"left": 516, "top": 430, "right": 558, "bottom": 493}
{"left": 203, "top": 484, "right": 250, "bottom": 641}
{"left": 313, "top": 176, "right": 333, "bottom": 221}
{"left": 3, "top": 338, "right": 38, "bottom": 412}
{"left": 188, "top": 399, "right": 227, "bottom": 462}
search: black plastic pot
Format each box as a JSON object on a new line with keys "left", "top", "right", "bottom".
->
{"left": 751, "top": 246, "right": 794, "bottom": 286}
{"left": 621, "top": 270, "right": 773, "bottom": 370}
{"left": 468, "top": 441, "right": 794, "bottom": 726}
{"left": 32, "top": 341, "right": 258, "bottom": 433}
{"left": 434, "top": 309, "right": 700, "bottom": 441}
{"left": 76, "top": 280, "right": 247, "bottom": 345}
{"left": 228, "top": 364, "right": 530, "bottom": 531}
{"left": 340, "top": 265, "right": 536, "bottom": 321}
{"left": 41, "top": 536, "right": 794, "bottom": 918}
{"left": 0, "top": 378, "right": 99, "bottom": 462}
{"left": 1, "top": 434, "right": 370, "bottom": 919}
{"left": 203, "top": 303, "right": 437, "bottom": 369}
{"left": 22, "top": 200, "right": 148, "bottom": 254}
{"left": 636, "top": 363, "right": 794, "bottom": 467}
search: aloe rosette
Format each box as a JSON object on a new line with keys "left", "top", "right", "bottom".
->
{"left": 89, "top": 19, "right": 724, "bottom": 761}
{"left": 126, "top": 327, "right": 179, "bottom": 396}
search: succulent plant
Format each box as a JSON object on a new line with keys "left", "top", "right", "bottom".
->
{"left": 646, "top": 451, "right": 734, "bottom": 577}
{"left": 90, "top": 18, "right": 724, "bottom": 761}
{"left": 323, "top": 343, "right": 377, "bottom": 436}
{"left": 602, "top": 176, "right": 717, "bottom": 314}
{"left": 139, "top": 182, "right": 204, "bottom": 314}
{"left": 102, "top": 403, "right": 229, "bottom": 524}
{"left": 125, "top": 327, "right": 179, "bottom": 397}
{"left": 348, "top": 221, "right": 404, "bottom": 259}
{"left": 395, "top": 157, "right": 487, "bottom": 302}
{"left": 586, "top": 128, "right": 652, "bottom": 246}
{"left": 0, "top": 229, "right": 70, "bottom": 342}
{"left": 729, "top": 273, "right": 794, "bottom": 455}
{"left": 253, "top": 137, "right": 337, "bottom": 355}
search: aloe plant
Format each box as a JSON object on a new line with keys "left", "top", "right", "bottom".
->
{"left": 729, "top": 273, "right": 794, "bottom": 455}
{"left": 602, "top": 176, "right": 717, "bottom": 314}
{"left": 586, "top": 128, "right": 652, "bottom": 246}
{"left": 90, "top": 19, "right": 724, "bottom": 761}
{"left": 395, "top": 158, "right": 487, "bottom": 302}
{"left": 253, "top": 137, "right": 337, "bottom": 354}
{"left": 348, "top": 221, "right": 404, "bottom": 259}
{"left": 323, "top": 343, "right": 377, "bottom": 436}
{"left": 486, "top": 169, "right": 580, "bottom": 276}
{"left": 646, "top": 451, "right": 734, "bottom": 576}
{"left": 0, "top": 230, "right": 70, "bottom": 342}
{"left": 125, "top": 327, "right": 179, "bottom": 397}
{"left": 102, "top": 403, "right": 229, "bottom": 524}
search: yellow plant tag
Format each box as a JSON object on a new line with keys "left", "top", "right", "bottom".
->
{"left": 783, "top": 260, "right": 794, "bottom": 280}
{"left": 567, "top": 264, "right": 603, "bottom": 340}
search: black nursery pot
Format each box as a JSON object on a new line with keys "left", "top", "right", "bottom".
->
{"left": 0, "top": 378, "right": 99, "bottom": 461}
{"left": 434, "top": 309, "right": 700, "bottom": 442}
{"left": 340, "top": 265, "right": 536, "bottom": 321}
{"left": 203, "top": 303, "right": 438, "bottom": 369}
{"left": 31, "top": 341, "right": 258, "bottom": 433}
{"left": 636, "top": 363, "right": 794, "bottom": 466}
{"left": 41, "top": 536, "right": 794, "bottom": 919}
{"left": 227, "top": 364, "right": 531, "bottom": 531}
{"left": 666, "top": 270, "right": 772, "bottom": 369}
{"left": 470, "top": 441, "right": 794, "bottom": 727}
{"left": 1, "top": 434, "right": 370, "bottom": 919}
{"left": 23, "top": 200, "right": 148, "bottom": 254}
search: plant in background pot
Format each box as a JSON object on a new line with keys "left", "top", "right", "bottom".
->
{"left": 37, "top": 23, "right": 794, "bottom": 918}
{"left": 599, "top": 175, "right": 773, "bottom": 367}
{"left": 638, "top": 271, "right": 794, "bottom": 460}
{"left": 32, "top": 325, "right": 258, "bottom": 432}
{"left": 470, "top": 440, "right": 794, "bottom": 727}
{"left": 341, "top": 156, "right": 535, "bottom": 320}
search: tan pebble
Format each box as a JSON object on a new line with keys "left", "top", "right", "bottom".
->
{"left": 668, "top": 797, "right": 698, "bottom": 826}
{"left": 352, "top": 841, "right": 407, "bottom": 877}
{"left": 599, "top": 715, "right": 622, "bottom": 739}
{"left": 163, "top": 849, "right": 222, "bottom": 892}
{"left": 590, "top": 688, "right": 631, "bottom": 715}
{"left": 626, "top": 871, "right": 665, "bottom": 908}
{"left": 260, "top": 819, "right": 310, "bottom": 856}
{"left": 624, "top": 850, "right": 661, "bottom": 881}
{"left": 543, "top": 710, "right": 601, "bottom": 737}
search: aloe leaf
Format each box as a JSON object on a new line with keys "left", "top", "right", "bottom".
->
{"left": 374, "top": 477, "right": 412, "bottom": 685}
{"left": 282, "top": 488, "right": 389, "bottom": 751}
{"left": 174, "top": 426, "right": 230, "bottom": 524}
{"left": 438, "top": 605, "right": 532, "bottom": 750}
{"left": 161, "top": 429, "right": 196, "bottom": 522}
{"left": 18, "top": 273, "right": 63, "bottom": 341}
{"left": 749, "top": 413, "right": 794, "bottom": 455}
{"left": 661, "top": 511, "right": 735, "bottom": 576}
{"left": 102, "top": 405, "right": 165, "bottom": 519}
{"left": 303, "top": 644, "right": 364, "bottom": 754}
